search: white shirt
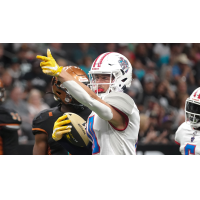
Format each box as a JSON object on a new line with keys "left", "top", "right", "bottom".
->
{"left": 175, "top": 122, "right": 200, "bottom": 155}
{"left": 86, "top": 92, "right": 140, "bottom": 155}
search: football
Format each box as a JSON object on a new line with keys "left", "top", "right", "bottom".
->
{"left": 63, "top": 112, "right": 89, "bottom": 147}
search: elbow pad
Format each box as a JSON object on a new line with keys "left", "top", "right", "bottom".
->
{"left": 62, "top": 81, "right": 113, "bottom": 121}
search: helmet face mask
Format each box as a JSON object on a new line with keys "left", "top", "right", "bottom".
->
{"left": 88, "top": 52, "right": 132, "bottom": 99}
{"left": 185, "top": 92, "right": 200, "bottom": 129}
{"left": 52, "top": 66, "right": 89, "bottom": 106}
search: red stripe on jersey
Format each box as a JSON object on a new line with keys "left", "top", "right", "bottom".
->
{"left": 175, "top": 140, "right": 180, "bottom": 145}
{"left": 108, "top": 106, "right": 129, "bottom": 131}
{"left": 98, "top": 52, "right": 113, "bottom": 67}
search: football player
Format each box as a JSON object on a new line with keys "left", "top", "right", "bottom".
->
{"left": 175, "top": 87, "right": 200, "bottom": 155}
{"left": 32, "top": 66, "right": 92, "bottom": 155}
{"left": 0, "top": 78, "right": 21, "bottom": 155}
{"left": 37, "top": 50, "right": 140, "bottom": 155}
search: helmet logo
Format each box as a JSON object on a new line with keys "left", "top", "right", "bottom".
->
{"left": 193, "top": 90, "right": 200, "bottom": 99}
{"left": 118, "top": 57, "right": 128, "bottom": 73}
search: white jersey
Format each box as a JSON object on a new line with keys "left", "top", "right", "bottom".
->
{"left": 175, "top": 122, "right": 200, "bottom": 155}
{"left": 86, "top": 92, "right": 140, "bottom": 155}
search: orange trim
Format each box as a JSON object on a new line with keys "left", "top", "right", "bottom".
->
{"left": 32, "top": 128, "right": 48, "bottom": 135}
{"left": 0, "top": 136, "right": 3, "bottom": 155}
{"left": 49, "top": 112, "right": 53, "bottom": 117}
{"left": 47, "top": 145, "right": 51, "bottom": 155}
{"left": 0, "top": 123, "right": 20, "bottom": 127}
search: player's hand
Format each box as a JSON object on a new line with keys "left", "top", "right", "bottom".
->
{"left": 36, "top": 49, "right": 63, "bottom": 76}
{"left": 52, "top": 114, "right": 72, "bottom": 141}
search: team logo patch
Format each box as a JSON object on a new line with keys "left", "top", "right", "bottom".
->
{"left": 118, "top": 57, "right": 129, "bottom": 73}
{"left": 191, "top": 131, "right": 197, "bottom": 142}
{"left": 191, "top": 136, "right": 195, "bottom": 142}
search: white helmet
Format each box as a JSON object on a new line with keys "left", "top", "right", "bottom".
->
{"left": 185, "top": 87, "right": 200, "bottom": 129}
{"left": 88, "top": 52, "right": 132, "bottom": 98}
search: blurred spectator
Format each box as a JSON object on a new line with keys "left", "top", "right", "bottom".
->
{"left": 79, "top": 56, "right": 93, "bottom": 75}
{"left": 173, "top": 94, "right": 188, "bottom": 128}
{"left": 117, "top": 43, "right": 135, "bottom": 65}
{"left": 172, "top": 80, "right": 188, "bottom": 108}
{"left": 21, "top": 60, "right": 52, "bottom": 93}
{"left": 7, "top": 59, "right": 21, "bottom": 80}
{"left": 139, "top": 74, "right": 156, "bottom": 111}
{"left": 3, "top": 86, "right": 33, "bottom": 141}
{"left": 27, "top": 89, "right": 49, "bottom": 120}
{"left": 135, "top": 43, "right": 153, "bottom": 66}
{"left": 126, "top": 73, "right": 143, "bottom": 105}
{"left": 153, "top": 43, "right": 170, "bottom": 58}
{"left": 172, "top": 54, "right": 192, "bottom": 82}
{"left": 132, "top": 59, "right": 145, "bottom": 81}
{"left": 1, "top": 71, "right": 13, "bottom": 93}
{"left": 105, "top": 43, "right": 117, "bottom": 52}
{"left": 57, "top": 58, "right": 68, "bottom": 67}
{"left": 154, "top": 80, "right": 175, "bottom": 108}
{"left": 72, "top": 43, "right": 98, "bottom": 65}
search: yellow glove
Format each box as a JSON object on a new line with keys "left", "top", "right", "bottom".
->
{"left": 52, "top": 114, "right": 72, "bottom": 141}
{"left": 36, "top": 49, "right": 63, "bottom": 76}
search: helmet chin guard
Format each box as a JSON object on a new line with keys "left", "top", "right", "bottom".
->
{"left": 88, "top": 52, "right": 132, "bottom": 98}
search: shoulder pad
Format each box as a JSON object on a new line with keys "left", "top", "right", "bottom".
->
{"left": 32, "top": 107, "right": 55, "bottom": 127}
{"left": 104, "top": 92, "right": 138, "bottom": 115}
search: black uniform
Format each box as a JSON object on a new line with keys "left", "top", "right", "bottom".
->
{"left": 32, "top": 105, "right": 92, "bottom": 155}
{"left": 0, "top": 105, "right": 21, "bottom": 155}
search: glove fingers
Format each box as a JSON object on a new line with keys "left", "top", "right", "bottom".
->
{"left": 40, "top": 61, "right": 51, "bottom": 67}
{"left": 55, "top": 126, "right": 72, "bottom": 131}
{"left": 56, "top": 129, "right": 71, "bottom": 136}
{"left": 47, "top": 49, "right": 53, "bottom": 58}
{"left": 57, "top": 115, "right": 69, "bottom": 122}
{"left": 55, "top": 120, "right": 71, "bottom": 127}
{"left": 36, "top": 55, "right": 49, "bottom": 61}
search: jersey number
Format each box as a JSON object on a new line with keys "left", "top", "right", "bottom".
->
{"left": 184, "top": 144, "right": 196, "bottom": 155}
{"left": 87, "top": 116, "right": 100, "bottom": 154}
{"left": 10, "top": 112, "right": 21, "bottom": 121}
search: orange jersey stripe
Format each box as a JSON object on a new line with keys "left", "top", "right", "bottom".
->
{"left": 47, "top": 145, "right": 51, "bottom": 155}
{"left": 0, "top": 123, "right": 20, "bottom": 127}
{"left": 49, "top": 112, "right": 53, "bottom": 117}
{"left": 32, "top": 128, "right": 48, "bottom": 135}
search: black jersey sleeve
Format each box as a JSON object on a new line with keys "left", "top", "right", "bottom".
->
{"left": 0, "top": 106, "right": 22, "bottom": 131}
{"left": 32, "top": 109, "right": 50, "bottom": 135}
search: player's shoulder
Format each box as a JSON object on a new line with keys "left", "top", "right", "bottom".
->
{"left": 176, "top": 122, "right": 191, "bottom": 134}
{"left": 175, "top": 122, "right": 191, "bottom": 143}
{"left": 0, "top": 105, "right": 22, "bottom": 125}
{"left": 104, "top": 92, "right": 138, "bottom": 115}
{"left": 32, "top": 107, "right": 59, "bottom": 125}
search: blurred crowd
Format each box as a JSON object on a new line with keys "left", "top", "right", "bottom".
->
{"left": 0, "top": 43, "right": 199, "bottom": 145}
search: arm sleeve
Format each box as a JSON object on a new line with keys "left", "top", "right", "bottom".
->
{"left": 57, "top": 138, "right": 92, "bottom": 155}
{"left": 62, "top": 81, "right": 113, "bottom": 121}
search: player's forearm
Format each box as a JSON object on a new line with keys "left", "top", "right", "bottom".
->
{"left": 33, "top": 143, "right": 47, "bottom": 155}
{"left": 59, "top": 70, "right": 113, "bottom": 121}
{"left": 58, "top": 69, "right": 97, "bottom": 100}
